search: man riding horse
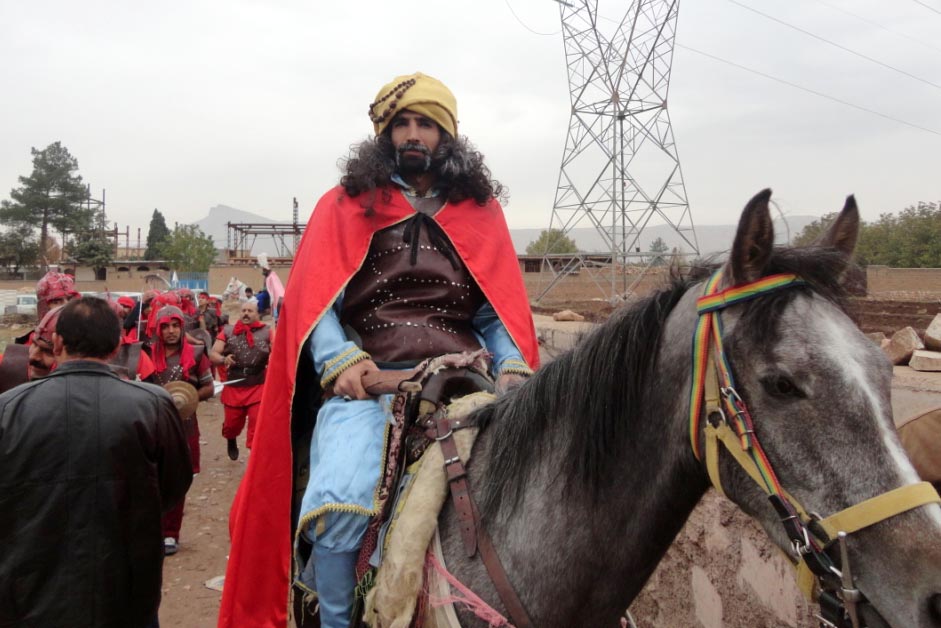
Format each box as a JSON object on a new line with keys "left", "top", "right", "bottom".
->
{"left": 219, "top": 72, "right": 539, "bottom": 628}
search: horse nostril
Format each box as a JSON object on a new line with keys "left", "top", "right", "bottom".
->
{"left": 929, "top": 593, "right": 941, "bottom": 624}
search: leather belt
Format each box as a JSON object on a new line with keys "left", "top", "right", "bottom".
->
{"left": 433, "top": 411, "right": 534, "bottom": 628}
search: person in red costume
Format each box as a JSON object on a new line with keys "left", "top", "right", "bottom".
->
{"left": 149, "top": 305, "right": 214, "bottom": 556}
{"left": 209, "top": 300, "right": 273, "bottom": 461}
{"left": 219, "top": 72, "right": 539, "bottom": 628}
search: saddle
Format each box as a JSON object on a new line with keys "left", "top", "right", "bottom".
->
{"left": 351, "top": 350, "right": 495, "bottom": 627}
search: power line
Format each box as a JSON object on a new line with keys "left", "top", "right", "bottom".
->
{"left": 911, "top": 0, "right": 941, "bottom": 16}
{"left": 678, "top": 43, "right": 941, "bottom": 137}
{"left": 502, "top": 0, "right": 560, "bottom": 36}
{"left": 811, "top": 0, "right": 941, "bottom": 56}
{"left": 728, "top": 0, "right": 941, "bottom": 92}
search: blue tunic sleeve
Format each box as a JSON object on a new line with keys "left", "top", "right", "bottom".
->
{"left": 473, "top": 301, "right": 533, "bottom": 376}
{"left": 307, "top": 296, "right": 372, "bottom": 388}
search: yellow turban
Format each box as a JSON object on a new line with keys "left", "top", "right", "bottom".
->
{"left": 368, "top": 72, "right": 458, "bottom": 138}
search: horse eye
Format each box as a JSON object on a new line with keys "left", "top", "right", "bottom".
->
{"left": 761, "top": 375, "right": 805, "bottom": 399}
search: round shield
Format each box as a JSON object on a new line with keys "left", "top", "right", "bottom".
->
{"left": 164, "top": 380, "right": 199, "bottom": 420}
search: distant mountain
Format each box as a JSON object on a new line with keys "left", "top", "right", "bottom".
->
{"left": 192, "top": 204, "right": 819, "bottom": 258}
{"left": 193, "top": 205, "right": 292, "bottom": 254}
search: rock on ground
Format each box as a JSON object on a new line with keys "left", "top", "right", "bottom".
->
{"left": 552, "top": 309, "right": 585, "bottom": 322}
{"left": 885, "top": 326, "right": 924, "bottom": 365}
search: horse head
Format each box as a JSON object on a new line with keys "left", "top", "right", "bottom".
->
{"left": 691, "top": 189, "right": 941, "bottom": 627}
{"left": 436, "top": 189, "right": 941, "bottom": 628}
{"left": 222, "top": 276, "right": 245, "bottom": 301}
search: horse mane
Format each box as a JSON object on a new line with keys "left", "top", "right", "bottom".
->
{"left": 474, "top": 245, "right": 853, "bottom": 519}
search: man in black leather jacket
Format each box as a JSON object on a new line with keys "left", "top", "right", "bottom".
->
{"left": 0, "top": 296, "right": 193, "bottom": 628}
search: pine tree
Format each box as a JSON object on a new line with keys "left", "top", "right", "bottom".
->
{"left": 0, "top": 142, "right": 94, "bottom": 266}
{"left": 145, "top": 209, "right": 171, "bottom": 260}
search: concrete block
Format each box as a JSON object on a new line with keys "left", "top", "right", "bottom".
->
{"left": 910, "top": 349, "right": 941, "bottom": 372}
{"left": 925, "top": 314, "right": 941, "bottom": 351}
{"left": 885, "top": 327, "right": 924, "bottom": 365}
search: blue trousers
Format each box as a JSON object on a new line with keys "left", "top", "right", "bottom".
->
{"left": 309, "top": 511, "right": 370, "bottom": 628}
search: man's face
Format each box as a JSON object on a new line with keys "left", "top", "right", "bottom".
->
{"left": 45, "top": 296, "right": 67, "bottom": 310}
{"left": 160, "top": 319, "right": 182, "bottom": 347}
{"left": 28, "top": 337, "right": 56, "bottom": 379}
{"left": 390, "top": 111, "right": 441, "bottom": 175}
{"left": 118, "top": 305, "right": 131, "bottom": 320}
{"left": 240, "top": 303, "right": 260, "bottom": 324}
{"left": 198, "top": 294, "right": 209, "bottom": 308}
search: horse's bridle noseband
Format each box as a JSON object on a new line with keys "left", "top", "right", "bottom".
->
{"left": 689, "top": 270, "right": 941, "bottom": 628}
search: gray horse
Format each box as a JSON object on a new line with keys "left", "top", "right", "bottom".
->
{"left": 437, "top": 190, "right": 941, "bottom": 627}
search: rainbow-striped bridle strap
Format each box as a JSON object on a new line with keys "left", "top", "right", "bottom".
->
{"left": 687, "top": 268, "right": 940, "bottom": 622}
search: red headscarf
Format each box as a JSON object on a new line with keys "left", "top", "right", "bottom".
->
{"left": 233, "top": 320, "right": 266, "bottom": 347}
{"left": 117, "top": 296, "right": 136, "bottom": 309}
{"left": 145, "top": 292, "right": 182, "bottom": 338}
{"left": 30, "top": 305, "right": 66, "bottom": 376}
{"left": 151, "top": 305, "right": 195, "bottom": 377}
{"left": 177, "top": 288, "right": 197, "bottom": 316}
{"left": 33, "top": 305, "right": 65, "bottom": 351}
{"left": 36, "top": 271, "right": 78, "bottom": 320}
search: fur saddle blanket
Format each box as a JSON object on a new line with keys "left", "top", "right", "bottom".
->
{"left": 362, "top": 391, "right": 495, "bottom": 628}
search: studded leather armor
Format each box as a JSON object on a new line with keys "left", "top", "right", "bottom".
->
{"left": 221, "top": 324, "right": 271, "bottom": 386}
{"left": 340, "top": 215, "right": 486, "bottom": 365}
{"left": 153, "top": 346, "right": 206, "bottom": 388}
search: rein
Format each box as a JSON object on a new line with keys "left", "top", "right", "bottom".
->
{"left": 689, "top": 269, "right": 941, "bottom": 628}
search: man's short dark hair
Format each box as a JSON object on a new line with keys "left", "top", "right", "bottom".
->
{"left": 55, "top": 296, "right": 120, "bottom": 358}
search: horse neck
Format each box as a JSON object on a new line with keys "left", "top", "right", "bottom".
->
{"left": 455, "top": 290, "right": 709, "bottom": 627}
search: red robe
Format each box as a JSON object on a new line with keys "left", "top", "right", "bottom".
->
{"left": 218, "top": 186, "right": 539, "bottom": 628}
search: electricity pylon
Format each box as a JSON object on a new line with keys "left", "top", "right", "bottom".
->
{"left": 539, "top": 0, "right": 698, "bottom": 302}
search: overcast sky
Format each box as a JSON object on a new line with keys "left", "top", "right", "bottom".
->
{"left": 1, "top": 0, "right": 938, "bottom": 241}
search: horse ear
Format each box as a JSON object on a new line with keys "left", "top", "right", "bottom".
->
{"left": 814, "top": 195, "right": 859, "bottom": 258}
{"left": 728, "top": 189, "right": 775, "bottom": 285}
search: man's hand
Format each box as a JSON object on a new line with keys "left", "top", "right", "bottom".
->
{"left": 333, "top": 359, "right": 379, "bottom": 400}
{"left": 495, "top": 373, "right": 527, "bottom": 396}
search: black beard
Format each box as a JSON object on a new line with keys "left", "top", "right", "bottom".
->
{"left": 396, "top": 142, "right": 431, "bottom": 175}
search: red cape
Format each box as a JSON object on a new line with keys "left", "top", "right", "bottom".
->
{"left": 218, "top": 187, "right": 538, "bottom": 628}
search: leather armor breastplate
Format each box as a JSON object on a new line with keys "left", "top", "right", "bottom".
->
{"left": 341, "top": 216, "right": 485, "bottom": 366}
{"left": 153, "top": 346, "right": 205, "bottom": 387}
{"left": 223, "top": 325, "right": 271, "bottom": 382}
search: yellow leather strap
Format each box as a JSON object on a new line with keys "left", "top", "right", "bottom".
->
{"left": 704, "top": 422, "right": 812, "bottom": 521}
{"left": 816, "top": 481, "right": 940, "bottom": 540}
{"left": 795, "top": 482, "right": 940, "bottom": 600}
{"left": 796, "top": 561, "right": 820, "bottom": 600}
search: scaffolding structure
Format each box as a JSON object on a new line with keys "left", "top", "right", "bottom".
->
{"left": 539, "top": 0, "right": 698, "bottom": 302}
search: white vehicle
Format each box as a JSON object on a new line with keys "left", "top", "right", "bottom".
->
{"left": 4, "top": 294, "right": 37, "bottom": 316}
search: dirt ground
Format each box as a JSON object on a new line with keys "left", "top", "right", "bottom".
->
{"left": 158, "top": 397, "right": 244, "bottom": 627}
